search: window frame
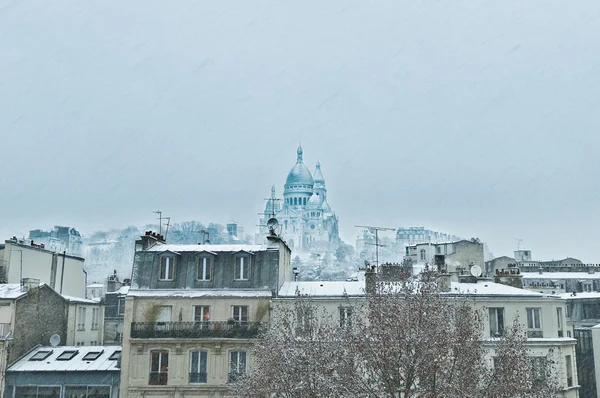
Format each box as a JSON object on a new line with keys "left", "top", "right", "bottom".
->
{"left": 196, "top": 256, "right": 213, "bottom": 281}
{"left": 234, "top": 255, "right": 251, "bottom": 281}
{"left": 232, "top": 305, "right": 248, "bottom": 323}
{"left": 91, "top": 307, "right": 99, "bottom": 330}
{"left": 149, "top": 350, "right": 169, "bottom": 385}
{"left": 526, "top": 307, "right": 543, "bottom": 337}
{"left": 489, "top": 307, "right": 505, "bottom": 337}
{"left": 117, "top": 297, "right": 125, "bottom": 316}
{"left": 189, "top": 350, "right": 209, "bottom": 384}
{"left": 339, "top": 307, "right": 353, "bottom": 328}
{"left": 159, "top": 256, "right": 176, "bottom": 281}
{"left": 420, "top": 249, "right": 426, "bottom": 261}
{"left": 77, "top": 307, "right": 87, "bottom": 331}
{"left": 194, "top": 305, "right": 210, "bottom": 323}
{"left": 228, "top": 350, "right": 247, "bottom": 382}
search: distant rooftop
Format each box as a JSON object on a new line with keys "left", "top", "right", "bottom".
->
{"left": 522, "top": 272, "right": 600, "bottom": 280}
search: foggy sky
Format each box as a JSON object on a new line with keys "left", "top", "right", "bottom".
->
{"left": 1, "top": 0, "right": 599, "bottom": 262}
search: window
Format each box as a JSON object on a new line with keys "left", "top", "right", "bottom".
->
{"left": 530, "top": 357, "right": 546, "bottom": 388}
{"left": 149, "top": 351, "right": 169, "bottom": 385}
{"left": 109, "top": 351, "right": 121, "bottom": 361}
{"left": 90, "top": 341, "right": 98, "bottom": 346}
{"left": 296, "top": 307, "right": 313, "bottom": 334}
{"left": 57, "top": 350, "right": 78, "bottom": 361}
{"left": 118, "top": 297, "right": 125, "bottom": 315}
{"left": 229, "top": 351, "right": 247, "bottom": 382}
{"left": 420, "top": 249, "right": 426, "bottom": 261}
{"left": 339, "top": 307, "right": 352, "bottom": 328}
{"left": 83, "top": 351, "right": 103, "bottom": 361}
{"left": 194, "top": 305, "right": 210, "bottom": 323}
{"left": 489, "top": 308, "right": 505, "bottom": 337}
{"left": 159, "top": 256, "right": 175, "bottom": 280}
{"left": 91, "top": 307, "right": 99, "bottom": 330}
{"left": 436, "top": 246, "right": 441, "bottom": 254}
{"left": 189, "top": 350, "right": 208, "bottom": 383}
{"left": 557, "top": 308, "right": 564, "bottom": 337}
{"left": 76, "top": 341, "right": 85, "bottom": 346}
{"left": 77, "top": 307, "right": 87, "bottom": 331}
{"left": 65, "top": 386, "right": 110, "bottom": 398}
{"left": 566, "top": 355, "right": 573, "bottom": 387}
{"left": 30, "top": 350, "right": 53, "bottom": 361}
{"left": 234, "top": 256, "right": 251, "bottom": 280}
{"left": 197, "top": 257, "right": 212, "bottom": 281}
{"left": 526, "top": 308, "right": 543, "bottom": 337}
{"left": 232, "top": 306, "right": 248, "bottom": 323}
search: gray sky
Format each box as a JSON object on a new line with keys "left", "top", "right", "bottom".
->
{"left": 1, "top": 0, "right": 599, "bottom": 261}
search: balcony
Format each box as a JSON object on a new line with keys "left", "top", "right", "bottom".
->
{"left": 189, "top": 372, "right": 207, "bottom": 383}
{"left": 149, "top": 371, "right": 168, "bottom": 385}
{"left": 131, "top": 321, "right": 263, "bottom": 339}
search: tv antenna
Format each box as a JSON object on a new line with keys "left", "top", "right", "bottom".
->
{"left": 153, "top": 210, "right": 163, "bottom": 235}
{"left": 514, "top": 238, "right": 523, "bottom": 250}
{"left": 355, "top": 225, "right": 396, "bottom": 269}
{"left": 163, "top": 217, "right": 171, "bottom": 241}
{"left": 257, "top": 185, "right": 283, "bottom": 232}
{"left": 200, "top": 230, "right": 210, "bottom": 244}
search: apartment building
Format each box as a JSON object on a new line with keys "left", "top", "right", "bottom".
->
{"left": 119, "top": 232, "right": 291, "bottom": 397}
{"left": 275, "top": 273, "right": 579, "bottom": 397}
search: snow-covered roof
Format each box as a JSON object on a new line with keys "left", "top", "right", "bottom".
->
{"left": 61, "top": 295, "right": 100, "bottom": 304}
{"left": 559, "top": 292, "right": 600, "bottom": 300}
{"left": 128, "top": 289, "right": 272, "bottom": 298}
{"left": 8, "top": 346, "right": 121, "bottom": 372}
{"left": 278, "top": 281, "right": 366, "bottom": 297}
{"left": 146, "top": 243, "right": 269, "bottom": 253}
{"left": 116, "top": 286, "right": 130, "bottom": 295}
{"left": 0, "top": 284, "right": 27, "bottom": 300}
{"left": 278, "top": 281, "right": 545, "bottom": 298}
{"left": 522, "top": 272, "right": 600, "bottom": 280}
{"left": 449, "top": 282, "right": 545, "bottom": 297}
{"left": 86, "top": 283, "right": 105, "bottom": 288}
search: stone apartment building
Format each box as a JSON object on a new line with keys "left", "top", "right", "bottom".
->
{"left": 120, "top": 232, "right": 292, "bottom": 398}
{"left": 405, "top": 239, "right": 484, "bottom": 274}
{"left": 0, "top": 238, "right": 86, "bottom": 297}
{"left": 275, "top": 272, "right": 580, "bottom": 397}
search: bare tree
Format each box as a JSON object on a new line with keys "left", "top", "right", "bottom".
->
{"left": 233, "top": 279, "right": 560, "bottom": 398}
{"left": 230, "top": 293, "right": 356, "bottom": 398}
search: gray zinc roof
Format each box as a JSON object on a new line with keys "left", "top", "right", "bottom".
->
{"left": 7, "top": 345, "right": 121, "bottom": 372}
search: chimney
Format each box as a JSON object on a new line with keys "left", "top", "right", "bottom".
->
{"left": 494, "top": 274, "right": 523, "bottom": 289}
{"left": 437, "top": 273, "right": 452, "bottom": 292}
{"left": 365, "top": 265, "right": 377, "bottom": 295}
{"left": 21, "top": 278, "right": 40, "bottom": 292}
{"left": 137, "top": 231, "right": 161, "bottom": 251}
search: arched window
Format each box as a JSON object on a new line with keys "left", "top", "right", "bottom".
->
{"left": 420, "top": 249, "right": 426, "bottom": 261}
{"left": 303, "top": 198, "right": 307, "bottom": 205}
{"left": 293, "top": 198, "right": 297, "bottom": 206}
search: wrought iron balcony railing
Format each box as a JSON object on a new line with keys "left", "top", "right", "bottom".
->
{"left": 149, "top": 371, "right": 168, "bottom": 385}
{"left": 131, "top": 321, "right": 263, "bottom": 339}
{"left": 189, "top": 372, "right": 208, "bottom": 383}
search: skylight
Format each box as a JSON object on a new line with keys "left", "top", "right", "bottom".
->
{"left": 30, "top": 350, "right": 52, "bottom": 361}
{"left": 109, "top": 351, "right": 121, "bottom": 361}
{"left": 56, "top": 350, "right": 79, "bottom": 361}
{"left": 83, "top": 350, "right": 104, "bottom": 361}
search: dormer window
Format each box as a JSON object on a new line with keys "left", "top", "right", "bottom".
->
{"left": 197, "top": 256, "right": 213, "bottom": 281}
{"left": 234, "top": 255, "right": 251, "bottom": 281}
{"left": 159, "top": 256, "right": 175, "bottom": 280}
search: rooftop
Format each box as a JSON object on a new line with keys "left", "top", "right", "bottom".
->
{"left": 146, "top": 243, "right": 270, "bottom": 253}
{"left": 279, "top": 281, "right": 365, "bottom": 297}
{"left": 8, "top": 346, "right": 121, "bottom": 372}
{"left": 278, "top": 281, "right": 546, "bottom": 298}
{"left": 522, "top": 272, "right": 600, "bottom": 280}
{"left": 128, "top": 289, "right": 273, "bottom": 298}
{"left": 559, "top": 292, "right": 600, "bottom": 300}
{"left": 0, "top": 284, "right": 27, "bottom": 300}
{"left": 61, "top": 295, "right": 100, "bottom": 304}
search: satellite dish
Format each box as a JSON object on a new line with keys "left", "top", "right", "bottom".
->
{"left": 470, "top": 264, "right": 483, "bottom": 278}
{"left": 266, "top": 218, "right": 279, "bottom": 234}
{"left": 116, "top": 323, "right": 124, "bottom": 334}
{"left": 49, "top": 334, "right": 61, "bottom": 347}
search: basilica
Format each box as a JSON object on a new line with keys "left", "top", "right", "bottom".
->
{"left": 260, "top": 145, "right": 340, "bottom": 251}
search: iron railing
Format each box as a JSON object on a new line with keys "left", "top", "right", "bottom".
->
{"left": 131, "top": 321, "right": 263, "bottom": 339}
{"left": 189, "top": 372, "right": 208, "bottom": 383}
{"left": 149, "top": 371, "right": 168, "bottom": 385}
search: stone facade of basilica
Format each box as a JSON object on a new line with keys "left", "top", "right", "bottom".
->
{"left": 259, "top": 145, "right": 340, "bottom": 251}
